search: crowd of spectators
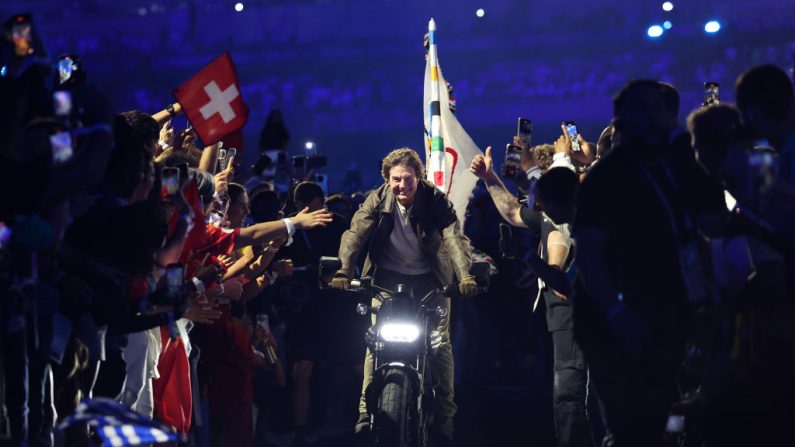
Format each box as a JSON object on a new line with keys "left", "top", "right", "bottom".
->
{"left": 3, "top": 9, "right": 795, "bottom": 447}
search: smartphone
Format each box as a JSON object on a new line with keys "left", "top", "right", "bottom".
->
{"left": 49, "top": 130, "right": 73, "bottom": 165}
{"left": 217, "top": 148, "right": 227, "bottom": 173}
{"left": 208, "top": 197, "right": 229, "bottom": 227}
{"left": 217, "top": 147, "right": 237, "bottom": 172}
{"left": 161, "top": 167, "right": 180, "bottom": 199}
{"left": 166, "top": 264, "right": 185, "bottom": 302}
{"left": 57, "top": 55, "right": 81, "bottom": 86}
{"left": 10, "top": 15, "right": 33, "bottom": 58}
{"left": 502, "top": 143, "right": 523, "bottom": 179}
{"left": 517, "top": 118, "right": 532, "bottom": 144}
{"left": 564, "top": 121, "right": 581, "bottom": 152}
{"left": 53, "top": 90, "right": 72, "bottom": 117}
{"left": 704, "top": 82, "right": 719, "bottom": 106}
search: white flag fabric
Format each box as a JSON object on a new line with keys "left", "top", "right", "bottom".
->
{"left": 423, "top": 18, "right": 483, "bottom": 225}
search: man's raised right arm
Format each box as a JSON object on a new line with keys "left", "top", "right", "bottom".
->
{"left": 470, "top": 146, "right": 527, "bottom": 228}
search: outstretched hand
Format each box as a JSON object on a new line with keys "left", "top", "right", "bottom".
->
{"left": 291, "top": 207, "right": 333, "bottom": 230}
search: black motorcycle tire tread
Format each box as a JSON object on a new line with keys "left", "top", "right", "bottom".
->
{"left": 375, "top": 369, "right": 414, "bottom": 447}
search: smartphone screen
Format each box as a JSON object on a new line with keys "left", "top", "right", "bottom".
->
{"left": 53, "top": 91, "right": 72, "bottom": 117}
{"left": 11, "top": 17, "right": 33, "bottom": 58}
{"left": 49, "top": 131, "right": 73, "bottom": 165}
{"left": 161, "top": 167, "right": 180, "bottom": 198}
{"left": 224, "top": 148, "right": 237, "bottom": 170}
{"left": 704, "top": 82, "right": 719, "bottom": 106}
{"left": 502, "top": 144, "right": 523, "bottom": 178}
{"left": 564, "top": 121, "right": 581, "bottom": 152}
{"left": 57, "top": 56, "right": 76, "bottom": 85}
{"left": 217, "top": 148, "right": 227, "bottom": 173}
{"left": 517, "top": 118, "right": 532, "bottom": 142}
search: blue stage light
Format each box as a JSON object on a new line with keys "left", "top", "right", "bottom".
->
{"left": 663, "top": 21, "right": 672, "bottom": 30}
{"left": 234, "top": 3, "right": 244, "bottom": 12}
{"left": 662, "top": 2, "right": 674, "bottom": 12}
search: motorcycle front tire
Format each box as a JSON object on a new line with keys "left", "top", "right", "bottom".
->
{"left": 373, "top": 369, "right": 419, "bottom": 447}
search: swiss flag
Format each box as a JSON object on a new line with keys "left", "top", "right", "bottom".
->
{"left": 174, "top": 52, "right": 249, "bottom": 146}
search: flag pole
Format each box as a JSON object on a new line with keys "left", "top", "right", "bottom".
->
{"left": 427, "top": 18, "right": 446, "bottom": 190}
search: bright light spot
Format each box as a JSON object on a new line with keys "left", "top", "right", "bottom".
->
{"left": 647, "top": 25, "right": 664, "bottom": 38}
{"left": 662, "top": 2, "right": 674, "bottom": 12}
{"left": 476, "top": 8, "right": 485, "bottom": 18}
{"left": 137, "top": 7, "right": 147, "bottom": 16}
{"left": 305, "top": 141, "right": 315, "bottom": 150}
{"left": 234, "top": 2, "right": 244, "bottom": 12}
{"left": 663, "top": 21, "right": 673, "bottom": 29}
{"left": 704, "top": 20, "right": 721, "bottom": 33}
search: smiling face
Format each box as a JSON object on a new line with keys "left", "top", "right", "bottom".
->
{"left": 388, "top": 164, "right": 418, "bottom": 207}
{"left": 226, "top": 190, "right": 250, "bottom": 228}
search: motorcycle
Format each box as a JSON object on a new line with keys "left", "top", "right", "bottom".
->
{"left": 320, "top": 257, "right": 490, "bottom": 447}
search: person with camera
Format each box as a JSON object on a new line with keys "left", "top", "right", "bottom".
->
{"left": 330, "top": 147, "right": 478, "bottom": 444}
{"left": 470, "top": 136, "right": 594, "bottom": 447}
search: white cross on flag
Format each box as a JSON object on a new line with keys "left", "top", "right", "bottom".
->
{"left": 174, "top": 52, "right": 249, "bottom": 145}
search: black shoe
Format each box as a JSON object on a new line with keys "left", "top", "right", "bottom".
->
{"left": 430, "top": 416, "right": 454, "bottom": 447}
{"left": 354, "top": 413, "right": 370, "bottom": 434}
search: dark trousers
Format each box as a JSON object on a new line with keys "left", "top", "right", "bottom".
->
{"left": 360, "top": 269, "right": 455, "bottom": 432}
{"left": 551, "top": 329, "right": 594, "bottom": 447}
{"left": 576, "top": 326, "right": 681, "bottom": 447}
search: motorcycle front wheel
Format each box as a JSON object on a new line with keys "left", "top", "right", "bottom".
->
{"left": 373, "top": 369, "right": 419, "bottom": 447}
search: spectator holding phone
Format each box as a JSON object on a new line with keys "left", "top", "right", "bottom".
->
{"left": 470, "top": 146, "right": 594, "bottom": 447}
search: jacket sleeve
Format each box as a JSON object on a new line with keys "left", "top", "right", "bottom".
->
{"left": 338, "top": 188, "right": 381, "bottom": 272}
{"left": 434, "top": 193, "right": 473, "bottom": 281}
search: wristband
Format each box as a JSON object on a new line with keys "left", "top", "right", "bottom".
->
{"left": 191, "top": 277, "right": 206, "bottom": 295}
{"left": 159, "top": 140, "right": 170, "bottom": 151}
{"left": 166, "top": 104, "right": 176, "bottom": 118}
{"left": 282, "top": 218, "right": 295, "bottom": 246}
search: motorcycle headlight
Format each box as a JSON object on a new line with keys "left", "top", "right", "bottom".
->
{"left": 380, "top": 323, "right": 421, "bottom": 343}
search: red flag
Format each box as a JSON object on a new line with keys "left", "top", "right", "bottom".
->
{"left": 174, "top": 52, "right": 248, "bottom": 146}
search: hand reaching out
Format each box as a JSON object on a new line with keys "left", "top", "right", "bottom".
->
{"left": 291, "top": 207, "right": 333, "bottom": 230}
{"left": 271, "top": 259, "right": 294, "bottom": 278}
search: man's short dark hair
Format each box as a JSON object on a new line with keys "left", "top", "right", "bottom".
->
{"left": 535, "top": 167, "right": 579, "bottom": 206}
{"left": 381, "top": 147, "right": 425, "bottom": 181}
{"left": 686, "top": 104, "right": 741, "bottom": 159}
{"left": 612, "top": 79, "right": 662, "bottom": 118}
{"left": 735, "top": 64, "right": 794, "bottom": 120}
{"left": 250, "top": 190, "right": 281, "bottom": 223}
{"left": 658, "top": 82, "right": 680, "bottom": 119}
{"left": 119, "top": 110, "right": 159, "bottom": 152}
{"left": 228, "top": 183, "right": 246, "bottom": 205}
{"left": 294, "top": 181, "right": 324, "bottom": 208}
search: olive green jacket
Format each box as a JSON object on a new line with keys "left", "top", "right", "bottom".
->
{"left": 338, "top": 179, "right": 472, "bottom": 284}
